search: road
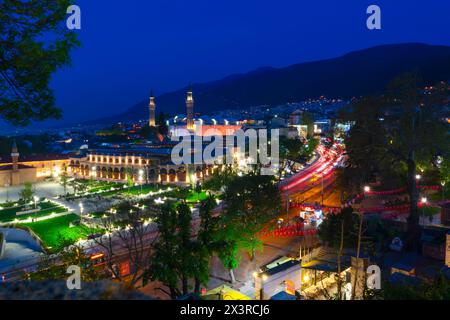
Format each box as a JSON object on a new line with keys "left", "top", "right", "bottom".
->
{"left": 280, "top": 144, "right": 344, "bottom": 217}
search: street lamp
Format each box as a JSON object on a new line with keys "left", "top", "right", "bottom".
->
{"left": 364, "top": 186, "right": 371, "bottom": 193}
{"left": 190, "top": 174, "right": 197, "bottom": 189}
{"left": 420, "top": 197, "right": 427, "bottom": 225}
{"left": 415, "top": 174, "right": 421, "bottom": 180}
{"left": 441, "top": 181, "right": 446, "bottom": 201}
{"left": 79, "top": 202, "right": 84, "bottom": 223}
{"left": 33, "top": 196, "right": 39, "bottom": 209}
{"left": 138, "top": 169, "right": 144, "bottom": 193}
{"left": 91, "top": 167, "right": 97, "bottom": 178}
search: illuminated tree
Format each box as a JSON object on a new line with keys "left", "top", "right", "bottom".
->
{"left": 215, "top": 172, "right": 281, "bottom": 282}
{"left": 19, "top": 182, "right": 33, "bottom": 203}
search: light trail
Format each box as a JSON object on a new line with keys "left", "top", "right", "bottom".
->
{"left": 280, "top": 144, "right": 343, "bottom": 194}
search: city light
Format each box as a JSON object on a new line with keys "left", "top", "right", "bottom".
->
{"left": 0, "top": 4, "right": 448, "bottom": 303}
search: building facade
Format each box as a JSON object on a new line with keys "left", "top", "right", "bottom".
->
{"left": 69, "top": 148, "right": 216, "bottom": 185}
{"left": 0, "top": 142, "right": 69, "bottom": 186}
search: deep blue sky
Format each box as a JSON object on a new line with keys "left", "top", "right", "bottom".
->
{"left": 38, "top": 0, "right": 450, "bottom": 126}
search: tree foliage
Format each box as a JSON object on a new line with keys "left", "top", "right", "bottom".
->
{"left": 215, "top": 172, "right": 281, "bottom": 266}
{"left": 29, "top": 240, "right": 105, "bottom": 282}
{"left": 203, "top": 165, "right": 237, "bottom": 192}
{"left": 338, "top": 73, "right": 449, "bottom": 234}
{"left": 19, "top": 181, "right": 33, "bottom": 203}
{"left": 145, "top": 201, "right": 213, "bottom": 297}
{"left": 318, "top": 207, "right": 361, "bottom": 249}
{"left": 381, "top": 274, "right": 450, "bottom": 300}
{"left": 144, "top": 204, "right": 180, "bottom": 298}
{"left": 0, "top": 0, "right": 79, "bottom": 125}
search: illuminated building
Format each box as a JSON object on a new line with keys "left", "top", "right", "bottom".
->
{"left": 68, "top": 147, "right": 218, "bottom": 185}
{"left": 167, "top": 87, "right": 243, "bottom": 136}
{"left": 0, "top": 141, "right": 69, "bottom": 186}
{"left": 254, "top": 257, "right": 301, "bottom": 300}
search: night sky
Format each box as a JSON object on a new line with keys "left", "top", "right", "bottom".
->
{"left": 27, "top": 0, "right": 450, "bottom": 126}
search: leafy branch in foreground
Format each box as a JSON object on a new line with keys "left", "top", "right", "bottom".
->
{"left": 0, "top": 0, "right": 79, "bottom": 126}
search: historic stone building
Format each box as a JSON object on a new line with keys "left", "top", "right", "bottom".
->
{"left": 69, "top": 88, "right": 235, "bottom": 185}
{"left": 68, "top": 148, "right": 215, "bottom": 185}
{"left": 0, "top": 142, "right": 69, "bottom": 186}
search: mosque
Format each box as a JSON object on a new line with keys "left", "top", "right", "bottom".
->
{"left": 0, "top": 89, "right": 243, "bottom": 187}
{"left": 166, "top": 88, "right": 242, "bottom": 137}
{"left": 69, "top": 88, "right": 241, "bottom": 185}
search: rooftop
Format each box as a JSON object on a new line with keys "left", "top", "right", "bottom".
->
{"left": 0, "top": 164, "right": 35, "bottom": 171}
{"left": 0, "top": 154, "right": 70, "bottom": 164}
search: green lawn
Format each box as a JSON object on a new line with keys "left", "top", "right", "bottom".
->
{"left": 0, "top": 200, "right": 22, "bottom": 209}
{"left": 0, "top": 201, "right": 67, "bottom": 223}
{"left": 22, "top": 214, "right": 101, "bottom": 251}
{"left": 165, "top": 188, "right": 211, "bottom": 203}
{"left": 87, "top": 181, "right": 124, "bottom": 193}
{"left": 186, "top": 191, "right": 208, "bottom": 203}
{"left": 100, "top": 184, "right": 161, "bottom": 197}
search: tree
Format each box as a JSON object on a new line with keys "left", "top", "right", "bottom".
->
{"left": 280, "top": 137, "right": 304, "bottom": 160}
{"left": 203, "top": 165, "right": 237, "bottom": 193}
{"left": 125, "top": 167, "right": 135, "bottom": 195}
{"left": 381, "top": 273, "right": 450, "bottom": 300}
{"left": 215, "top": 172, "right": 281, "bottom": 281}
{"left": 318, "top": 207, "right": 360, "bottom": 250}
{"left": 92, "top": 201, "right": 157, "bottom": 288}
{"left": 157, "top": 112, "right": 169, "bottom": 136}
{"left": 316, "top": 207, "right": 360, "bottom": 300}
{"left": 0, "top": 0, "right": 79, "bottom": 126}
{"left": 143, "top": 204, "right": 180, "bottom": 298}
{"left": 176, "top": 202, "right": 194, "bottom": 294}
{"left": 339, "top": 74, "right": 449, "bottom": 239}
{"left": 439, "top": 158, "right": 450, "bottom": 191}
{"left": 193, "top": 196, "right": 217, "bottom": 292}
{"left": 29, "top": 240, "right": 105, "bottom": 282}
{"left": 216, "top": 240, "right": 240, "bottom": 284}
{"left": 144, "top": 199, "right": 214, "bottom": 298}
{"left": 60, "top": 168, "right": 69, "bottom": 195}
{"left": 68, "top": 179, "right": 78, "bottom": 196}
{"left": 302, "top": 111, "right": 315, "bottom": 138}
{"left": 19, "top": 182, "right": 33, "bottom": 203}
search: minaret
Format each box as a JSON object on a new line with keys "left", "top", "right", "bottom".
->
{"left": 148, "top": 91, "right": 156, "bottom": 127}
{"left": 11, "top": 140, "right": 19, "bottom": 172}
{"left": 186, "top": 86, "right": 194, "bottom": 131}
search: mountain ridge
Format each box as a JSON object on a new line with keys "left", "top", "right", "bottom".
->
{"left": 88, "top": 43, "right": 450, "bottom": 124}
